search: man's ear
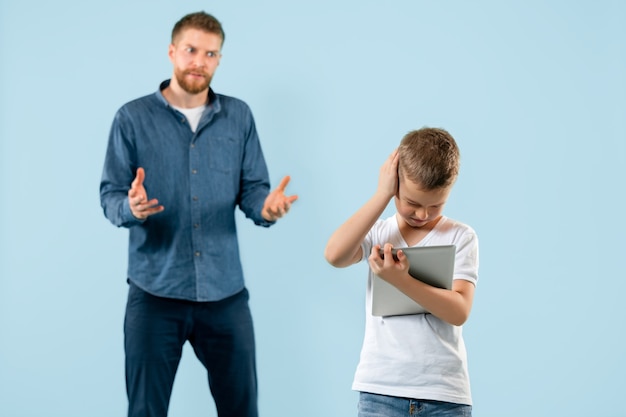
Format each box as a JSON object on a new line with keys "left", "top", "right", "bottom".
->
{"left": 167, "top": 43, "right": 176, "bottom": 62}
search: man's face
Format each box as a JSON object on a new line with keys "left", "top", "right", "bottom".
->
{"left": 169, "top": 28, "right": 222, "bottom": 95}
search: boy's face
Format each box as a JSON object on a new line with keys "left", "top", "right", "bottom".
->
{"left": 395, "top": 174, "right": 452, "bottom": 229}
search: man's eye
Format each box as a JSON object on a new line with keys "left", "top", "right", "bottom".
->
{"left": 185, "top": 47, "right": 195, "bottom": 53}
{"left": 207, "top": 51, "right": 216, "bottom": 57}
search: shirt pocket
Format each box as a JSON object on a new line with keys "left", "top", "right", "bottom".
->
{"left": 205, "top": 136, "right": 241, "bottom": 174}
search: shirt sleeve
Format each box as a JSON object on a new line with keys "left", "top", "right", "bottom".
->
{"left": 99, "top": 108, "right": 144, "bottom": 228}
{"left": 453, "top": 229, "right": 479, "bottom": 285}
{"left": 236, "top": 106, "right": 273, "bottom": 227}
{"left": 360, "top": 220, "right": 381, "bottom": 263}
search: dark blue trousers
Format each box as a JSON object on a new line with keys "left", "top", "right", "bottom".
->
{"left": 124, "top": 283, "right": 258, "bottom": 417}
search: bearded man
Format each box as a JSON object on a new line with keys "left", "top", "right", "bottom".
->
{"left": 100, "top": 11, "right": 297, "bottom": 417}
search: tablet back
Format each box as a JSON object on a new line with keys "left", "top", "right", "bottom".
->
{"left": 371, "top": 245, "right": 456, "bottom": 317}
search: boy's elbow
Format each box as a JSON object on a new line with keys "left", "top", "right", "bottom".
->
{"left": 448, "top": 309, "right": 471, "bottom": 327}
{"left": 449, "top": 315, "right": 468, "bottom": 327}
{"left": 324, "top": 249, "right": 341, "bottom": 268}
{"left": 324, "top": 246, "right": 348, "bottom": 268}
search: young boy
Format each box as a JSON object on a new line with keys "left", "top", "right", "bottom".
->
{"left": 325, "top": 127, "right": 479, "bottom": 417}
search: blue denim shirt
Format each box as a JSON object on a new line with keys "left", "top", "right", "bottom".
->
{"left": 100, "top": 80, "right": 273, "bottom": 301}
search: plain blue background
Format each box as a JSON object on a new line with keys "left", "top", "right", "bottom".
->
{"left": 1, "top": 1, "right": 625, "bottom": 416}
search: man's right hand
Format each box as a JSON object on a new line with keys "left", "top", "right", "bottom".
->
{"left": 128, "top": 167, "right": 164, "bottom": 220}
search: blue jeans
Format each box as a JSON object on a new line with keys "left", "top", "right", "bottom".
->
{"left": 124, "top": 283, "right": 257, "bottom": 417}
{"left": 358, "top": 392, "right": 472, "bottom": 417}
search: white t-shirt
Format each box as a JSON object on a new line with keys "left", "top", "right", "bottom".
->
{"left": 352, "top": 214, "right": 479, "bottom": 405}
{"left": 173, "top": 104, "right": 206, "bottom": 132}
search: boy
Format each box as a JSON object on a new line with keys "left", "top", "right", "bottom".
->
{"left": 324, "top": 127, "right": 478, "bottom": 416}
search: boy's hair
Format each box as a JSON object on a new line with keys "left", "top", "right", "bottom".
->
{"left": 398, "top": 127, "right": 460, "bottom": 190}
{"left": 171, "top": 11, "right": 225, "bottom": 44}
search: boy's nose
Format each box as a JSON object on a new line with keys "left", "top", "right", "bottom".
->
{"left": 414, "top": 208, "right": 428, "bottom": 220}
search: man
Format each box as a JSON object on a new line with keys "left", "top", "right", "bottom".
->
{"left": 100, "top": 11, "right": 297, "bottom": 417}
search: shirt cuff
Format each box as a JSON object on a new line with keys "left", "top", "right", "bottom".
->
{"left": 123, "top": 198, "right": 146, "bottom": 226}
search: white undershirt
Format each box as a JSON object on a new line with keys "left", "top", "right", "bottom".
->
{"left": 173, "top": 104, "right": 206, "bottom": 132}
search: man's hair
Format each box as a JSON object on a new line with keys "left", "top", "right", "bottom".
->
{"left": 398, "top": 127, "right": 460, "bottom": 190}
{"left": 171, "top": 11, "right": 225, "bottom": 44}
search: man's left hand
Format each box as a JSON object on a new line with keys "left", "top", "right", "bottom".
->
{"left": 261, "top": 175, "right": 298, "bottom": 221}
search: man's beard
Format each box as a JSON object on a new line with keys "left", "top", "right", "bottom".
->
{"left": 175, "top": 69, "right": 212, "bottom": 94}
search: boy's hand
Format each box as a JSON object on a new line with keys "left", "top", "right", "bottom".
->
{"left": 368, "top": 243, "right": 410, "bottom": 285}
{"left": 262, "top": 175, "right": 298, "bottom": 221}
{"left": 377, "top": 149, "right": 399, "bottom": 200}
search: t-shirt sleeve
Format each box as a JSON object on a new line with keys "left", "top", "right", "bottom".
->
{"left": 453, "top": 229, "right": 479, "bottom": 285}
{"left": 360, "top": 219, "right": 383, "bottom": 263}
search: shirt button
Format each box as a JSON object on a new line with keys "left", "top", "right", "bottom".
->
{"left": 195, "top": 251, "right": 201, "bottom": 257}
{"left": 194, "top": 223, "right": 199, "bottom": 229}
{"left": 192, "top": 169, "right": 197, "bottom": 174}
{"left": 193, "top": 196, "right": 199, "bottom": 201}
{"left": 191, "top": 143, "right": 195, "bottom": 148}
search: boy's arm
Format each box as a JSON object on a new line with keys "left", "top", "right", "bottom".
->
{"left": 324, "top": 151, "right": 399, "bottom": 268}
{"left": 371, "top": 244, "right": 475, "bottom": 326}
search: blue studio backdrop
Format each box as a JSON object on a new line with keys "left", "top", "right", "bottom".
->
{"left": 1, "top": 1, "right": 625, "bottom": 416}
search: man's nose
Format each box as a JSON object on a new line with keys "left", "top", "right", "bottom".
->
{"left": 192, "top": 55, "right": 206, "bottom": 68}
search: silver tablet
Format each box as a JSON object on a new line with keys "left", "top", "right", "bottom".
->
{"left": 371, "top": 245, "right": 456, "bottom": 317}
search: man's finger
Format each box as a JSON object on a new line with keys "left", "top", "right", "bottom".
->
{"left": 276, "top": 175, "right": 291, "bottom": 192}
{"left": 132, "top": 167, "right": 146, "bottom": 188}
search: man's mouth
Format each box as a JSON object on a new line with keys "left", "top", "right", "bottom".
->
{"left": 186, "top": 71, "right": 206, "bottom": 79}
